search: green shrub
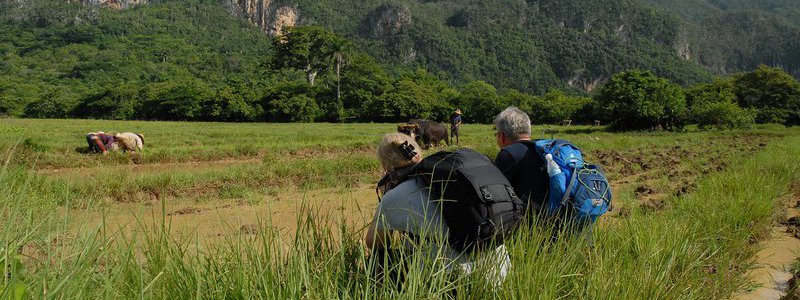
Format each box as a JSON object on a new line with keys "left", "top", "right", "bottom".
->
{"left": 269, "top": 94, "right": 320, "bottom": 122}
{"left": 732, "top": 65, "right": 800, "bottom": 126}
{"left": 692, "top": 100, "right": 756, "bottom": 130}
{"left": 22, "top": 87, "right": 78, "bottom": 119}
{"left": 595, "top": 70, "right": 687, "bottom": 130}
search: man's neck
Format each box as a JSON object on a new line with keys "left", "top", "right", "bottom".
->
{"left": 514, "top": 135, "right": 532, "bottom": 142}
{"left": 500, "top": 135, "right": 531, "bottom": 148}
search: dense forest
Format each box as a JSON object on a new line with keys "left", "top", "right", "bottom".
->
{"left": 0, "top": 0, "right": 798, "bottom": 127}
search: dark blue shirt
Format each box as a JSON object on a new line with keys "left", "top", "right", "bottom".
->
{"left": 494, "top": 141, "right": 549, "bottom": 214}
{"left": 450, "top": 114, "right": 462, "bottom": 126}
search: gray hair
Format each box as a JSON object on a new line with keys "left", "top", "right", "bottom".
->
{"left": 494, "top": 106, "right": 531, "bottom": 141}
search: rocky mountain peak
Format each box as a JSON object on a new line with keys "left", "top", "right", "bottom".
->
{"left": 225, "top": 0, "right": 298, "bottom": 36}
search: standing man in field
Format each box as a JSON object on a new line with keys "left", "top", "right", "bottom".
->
{"left": 449, "top": 108, "right": 462, "bottom": 145}
{"left": 493, "top": 107, "right": 549, "bottom": 219}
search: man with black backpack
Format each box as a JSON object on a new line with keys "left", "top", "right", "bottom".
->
{"left": 365, "top": 133, "right": 520, "bottom": 286}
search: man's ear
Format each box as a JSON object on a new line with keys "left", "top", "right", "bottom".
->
{"left": 500, "top": 133, "right": 510, "bottom": 145}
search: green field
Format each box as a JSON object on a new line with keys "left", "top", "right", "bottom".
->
{"left": 1, "top": 118, "right": 799, "bottom": 298}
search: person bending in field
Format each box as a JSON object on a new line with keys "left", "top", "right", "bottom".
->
{"left": 86, "top": 132, "right": 116, "bottom": 155}
{"left": 114, "top": 132, "right": 144, "bottom": 154}
{"left": 365, "top": 133, "right": 510, "bottom": 286}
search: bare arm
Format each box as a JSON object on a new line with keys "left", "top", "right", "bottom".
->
{"left": 364, "top": 220, "right": 388, "bottom": 252}
{"left": 93, "top": 137, "right": 107, "bottom": 153}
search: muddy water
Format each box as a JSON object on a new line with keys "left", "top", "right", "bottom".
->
{"left": 733, "top": 207, "right": 800, "bottom": 300}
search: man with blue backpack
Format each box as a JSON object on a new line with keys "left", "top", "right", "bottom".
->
{"left": 493, "top": 107, "right": 612, "bottom": 242}
{"left": 493, "top": 107, "right": 550, "bottom": 217}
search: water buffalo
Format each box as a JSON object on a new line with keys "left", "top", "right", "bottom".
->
{"left": 397, "top": 119, "right": 449, "bottom": 149}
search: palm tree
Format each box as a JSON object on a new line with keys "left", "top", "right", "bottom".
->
{"left": 328, "top": 38, "right": 351, "bottom": 122}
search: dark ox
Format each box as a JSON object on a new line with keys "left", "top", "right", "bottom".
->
{"left": 397, "top": 119, "right": 449, "bottom": 149}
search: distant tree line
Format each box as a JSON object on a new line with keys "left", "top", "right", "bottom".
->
{"left": 595, "top": 66, "right": 800, "bottom": 130}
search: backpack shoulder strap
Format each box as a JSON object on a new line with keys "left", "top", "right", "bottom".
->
{"left": 518, "top": 139, "right": 548, "bottom": 161}
{"left": 375, "top": 164, "right": 418, "bottom": 201}
{"left": 561, "top": 166, "right": 578, "bottom": 206}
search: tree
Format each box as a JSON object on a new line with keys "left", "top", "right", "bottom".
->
{"left": 22, "top": 87, "right": 78, "bottom": 119}
{"left": 330, "top": 38, "right": 352, "bottom": 121}
{"left": 504, "top": 90, "right": 539, "bottom": 118}
{"left": 339, "top": 54, "right": 390, "bottom": 121}
{"left": 74, "top": 83, "right": 141, "bottom": 120}
{"left": 692, "top": 101, "right": 756, "bottom": 130}
{"left": 458, "top": 80, "right": 502, "bottom": 124}
{"left": 686, "top": 78, "right": 736, "bottom": 108}
{"left": 139, "top": 81, "right": 213, "bottom": 121}
{"left": 537, "top": 90, "right": 592, "bottom": 124}
{"left": 687, "top": 78, "right": 754, "bottom": 129}
{"left": 202, "top": 86, "right": 256, "bottom": 122}
{"left": 262, "top": 81, "right": 319, "bottom": 122}
{"left": 269, "top": 94, "right": 320, "bottom": 122}
{"left": 376, "top": 79, "right": 437, "bottom": 121}
{"left": 732, "top": 65, "right": 800, "bottom": 125}
{"left": 595, "top": 70, "right": 687, "bottom": 130}
{"left": 271, "top": 26, "right": 348, "bottom": 87}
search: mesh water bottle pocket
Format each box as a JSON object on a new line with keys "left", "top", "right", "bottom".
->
{"left": 571, "top": 168, "right": 611, "bottom": 218}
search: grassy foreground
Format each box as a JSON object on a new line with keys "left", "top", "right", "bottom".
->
{"left": 1, "top": 119, "right": 799, "bottom": 298}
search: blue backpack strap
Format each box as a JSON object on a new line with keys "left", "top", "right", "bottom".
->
{"left": 561, "top": 166, "right": 578, "bottom": 207}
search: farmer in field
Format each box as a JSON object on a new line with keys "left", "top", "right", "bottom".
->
{"left": 365, "top": 133, "right": 510, "bottom": 285}
{"left": 493, "top": 107, "right": 549, "bottom": 217}
{"left": 114, "top": 132, "right": 144, "bottom": 154}
{"left": 86, "top": 131, "right": 116, "bottom": 155}
{"left": 449, "top": 108, "right": 462, "bottom": 145}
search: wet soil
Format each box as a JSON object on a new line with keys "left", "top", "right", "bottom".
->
{"left": 734, "top": 182, "right": 800, "bottom": 300}
{"left": 65, "top": 184, "right": 378, "bottom": 248}
{"left": 588, "top": 134, "right": 770, "bottom": 213}
{"left": 35, "top": 158, "right": 263, "bottom": 176}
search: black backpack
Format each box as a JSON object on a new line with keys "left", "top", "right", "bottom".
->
{"left": 378, "top": 148, "right": 524, "bottom": 253}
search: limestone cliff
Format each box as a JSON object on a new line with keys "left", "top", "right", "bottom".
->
{"left": 674, "top": 27, "right": 692, "bottom": 61}
{"left": 567, "top": 72, "right": 607, "bottom": 92}
{"left": 65, "top": 0, "right": 298, "bottom": 36}
{"left": 363, "top": 3, "right": 412, "bottom": 40}
{"left": 225, "top": 0, "right": 298, "bottom": 36}
{"left": 67, "top": 0, "right": 145, "bottom": 10}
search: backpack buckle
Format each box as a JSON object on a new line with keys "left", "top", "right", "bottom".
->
{"left": 505, "top": 186, "right": 517, "bottom": 198}
{"left": 478, "top": 219, "right": 496, "bottom": 236}
{"left": 481, "top": 187, "right": 493, "bottom": 202}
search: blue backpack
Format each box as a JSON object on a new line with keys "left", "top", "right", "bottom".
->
{"left": 533, "top": 139, "right": 612, "bottom": 222}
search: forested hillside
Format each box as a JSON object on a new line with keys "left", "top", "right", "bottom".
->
{"left": 298, "top": 0, "right": 714, "bottom": 92}
{"left": 0, "top": 0, "right": 798, "bottom": 124}
{"left": 290, "top": 0, "right": 800, "bottom": 90}
{"left": 645, "top": 0, "right": 800, "bottom": 76}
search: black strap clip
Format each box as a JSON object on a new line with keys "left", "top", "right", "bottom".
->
{"left": 481, "top": 187, "right": 493, "bottom": 202}
{"left": 505, "top": 186, "right": 517, "bottom": 198}
{"left": 399, "top": 141, "right": 417, "bottom": 160}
